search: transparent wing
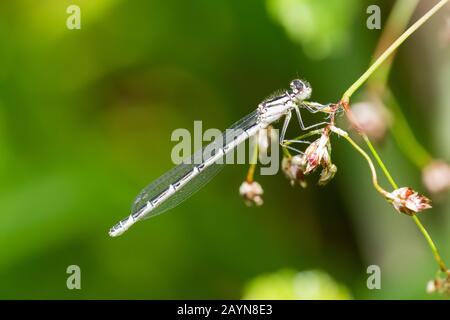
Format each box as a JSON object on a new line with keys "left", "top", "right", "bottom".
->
{"left": 131, "top": 110, "right": 259, "bottom": 219}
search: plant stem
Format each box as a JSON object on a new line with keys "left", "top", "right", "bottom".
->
{"left": 411, "top": 214, "right": 448, "bottom": 273}
{"left": 366, "top": 0, "right": 433, "bottom": 170}
{"left": 342, "top": 0, "right": 449, "bottom": 103}
{"left": 330, "top": 127, "right": 387, "bottom": 196}
{"left": 362, "top": 132, "right": 447, "bottom": 272}
{"left": 363, "top": 135, "right": 398, "bottom": 189}
{"left": 282, "top": 146, "right": 291, "bottom": 158}
{"left": 246, "top": 136, "right": 259, "bottom": 182}
{"left": 369, "top": 0, "right": 420, "bottom": 89}
{"left": 284, "top": 129, "right": 323, "bottom": 145}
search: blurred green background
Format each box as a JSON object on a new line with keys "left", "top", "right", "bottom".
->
{"left": 0, "top": 0, "right": 449, "bottom": 299}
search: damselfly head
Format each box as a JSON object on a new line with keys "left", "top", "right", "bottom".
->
{"left": 289, "top": 79, "right": 312, "bottom": 101}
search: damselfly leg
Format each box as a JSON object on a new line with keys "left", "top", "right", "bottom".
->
{"left": 279, "top": 111, "right": 291, "bottom": 144}
{"left": 280, "top": 139, "right": 311, "bottom": 155}
{"left": 294, "top": 105, "right": 330, "bottom": 131}
{"left": 278, "top": 101, "right": 331, "bottom": 154}
{"left": 302, "top": 101, "right": 334, "bottom": 113}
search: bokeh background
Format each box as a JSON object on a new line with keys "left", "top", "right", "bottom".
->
{"left": 0, "top": 0, "right": 449, "bottom": 299}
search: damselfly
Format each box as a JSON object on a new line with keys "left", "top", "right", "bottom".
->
{"left": 109, "top": 79, "right": 329, "bottom": 236}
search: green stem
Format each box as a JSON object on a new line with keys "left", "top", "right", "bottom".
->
{"left": 246, "top": 136, "right": 259, "bottom": 182}
{"left": 362, "top": 133, "right": 447, "bottom": 272}
{"left": 285, "top": 129, "right": 324, "bottom": 145}
{"left": 411, "top": 215, "right": 448, "bottom": 273}
{"left": 342, "top": 0, "right": 449, "bottom": 103}
{"left": 363, "top": 135, "right": 398, "bottom": 189}
{"left": 282, "top": 147, "right": 291, "bottom": 158}
{"left": 365, "top": 0, "right": 433, "bottom": 170}
{"left": 331, "top": 127, "right": 387, "bottom": 196}
{"left": 369, "top": 0, "right": 420, "bottom": 88}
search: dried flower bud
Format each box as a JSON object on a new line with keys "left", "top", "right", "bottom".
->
{"left": 303, "top": 132, "right": 330, "bottom": 174}
{"left": 282, "top": 155, "right": 307, "bottom": 188}
{"left": 422, "top": 160, "right": 450, "bottom": 195}
{"left": 350, "top": 100, "right": 391, "bottom": 141}
{"left": 427, "top": 276, "right": 450, "bottom": 295}
{"left": 318, "top": 164, "right": 337, "bottom": 186}
{"left": 239, "top": 181, "right": 264, "bottom": 206}
{"left": 291, "top": 130, "right": 339, "bottom": 186}
{"left": 385, "top": 187, "right": 432, "bottom": 216}
{"left": 440, "top": 278, "right": 450, "bottom": 295}
{"left": 257, "top": 125, "right": 278, "bottom": 157}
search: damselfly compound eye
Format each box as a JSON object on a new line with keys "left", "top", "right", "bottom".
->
{"left": 290, "top": 79, "right": 304, "bottom": 93}
{"left": 289, "top": 79, "right": 312, "bottom": 101}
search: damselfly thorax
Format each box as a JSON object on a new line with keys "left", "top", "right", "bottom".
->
{"left": 257, "top": 79, "right": 312, "bottom": 126}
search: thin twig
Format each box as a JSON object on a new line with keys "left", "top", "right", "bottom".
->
{"left": 246, "top": 136, "right": 259, "bottom": 183}
{"left": 366, "top": 0, "right": 433, "bottom": 169}
{"left": 342, "top": 0, "right": 449, "bottom": 103}
{"left": 330, "top": 126, "right": 387, "bottom": 196}
{"left": 363, "top": 135, "right": 398, "bottom": 189}
{"left": 363, "top": 132, "right": 448, "bottom": 272}
{"left": 369, "top": 0, "right": 420, "bottom": 90}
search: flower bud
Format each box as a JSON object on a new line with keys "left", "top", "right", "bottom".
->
{"left": 440, "top": 278, "right": 450, "bottom": 295}
{"left": 318, "top": 164, "right": 337, "bottom": 186}
{"left": 282, "top": 155, "right": 307, "bottom": 188}
{"left": 385, "top": 187, "right": 432, "bottom": 216}
{"left": 303, "top": 132, "right": 330, "bottom": 174}
{"left": 426, "top": 276, "right": 450, "bottom": 295}
{"left": 239, "top": 181, "right": 264, "bottom": 206}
